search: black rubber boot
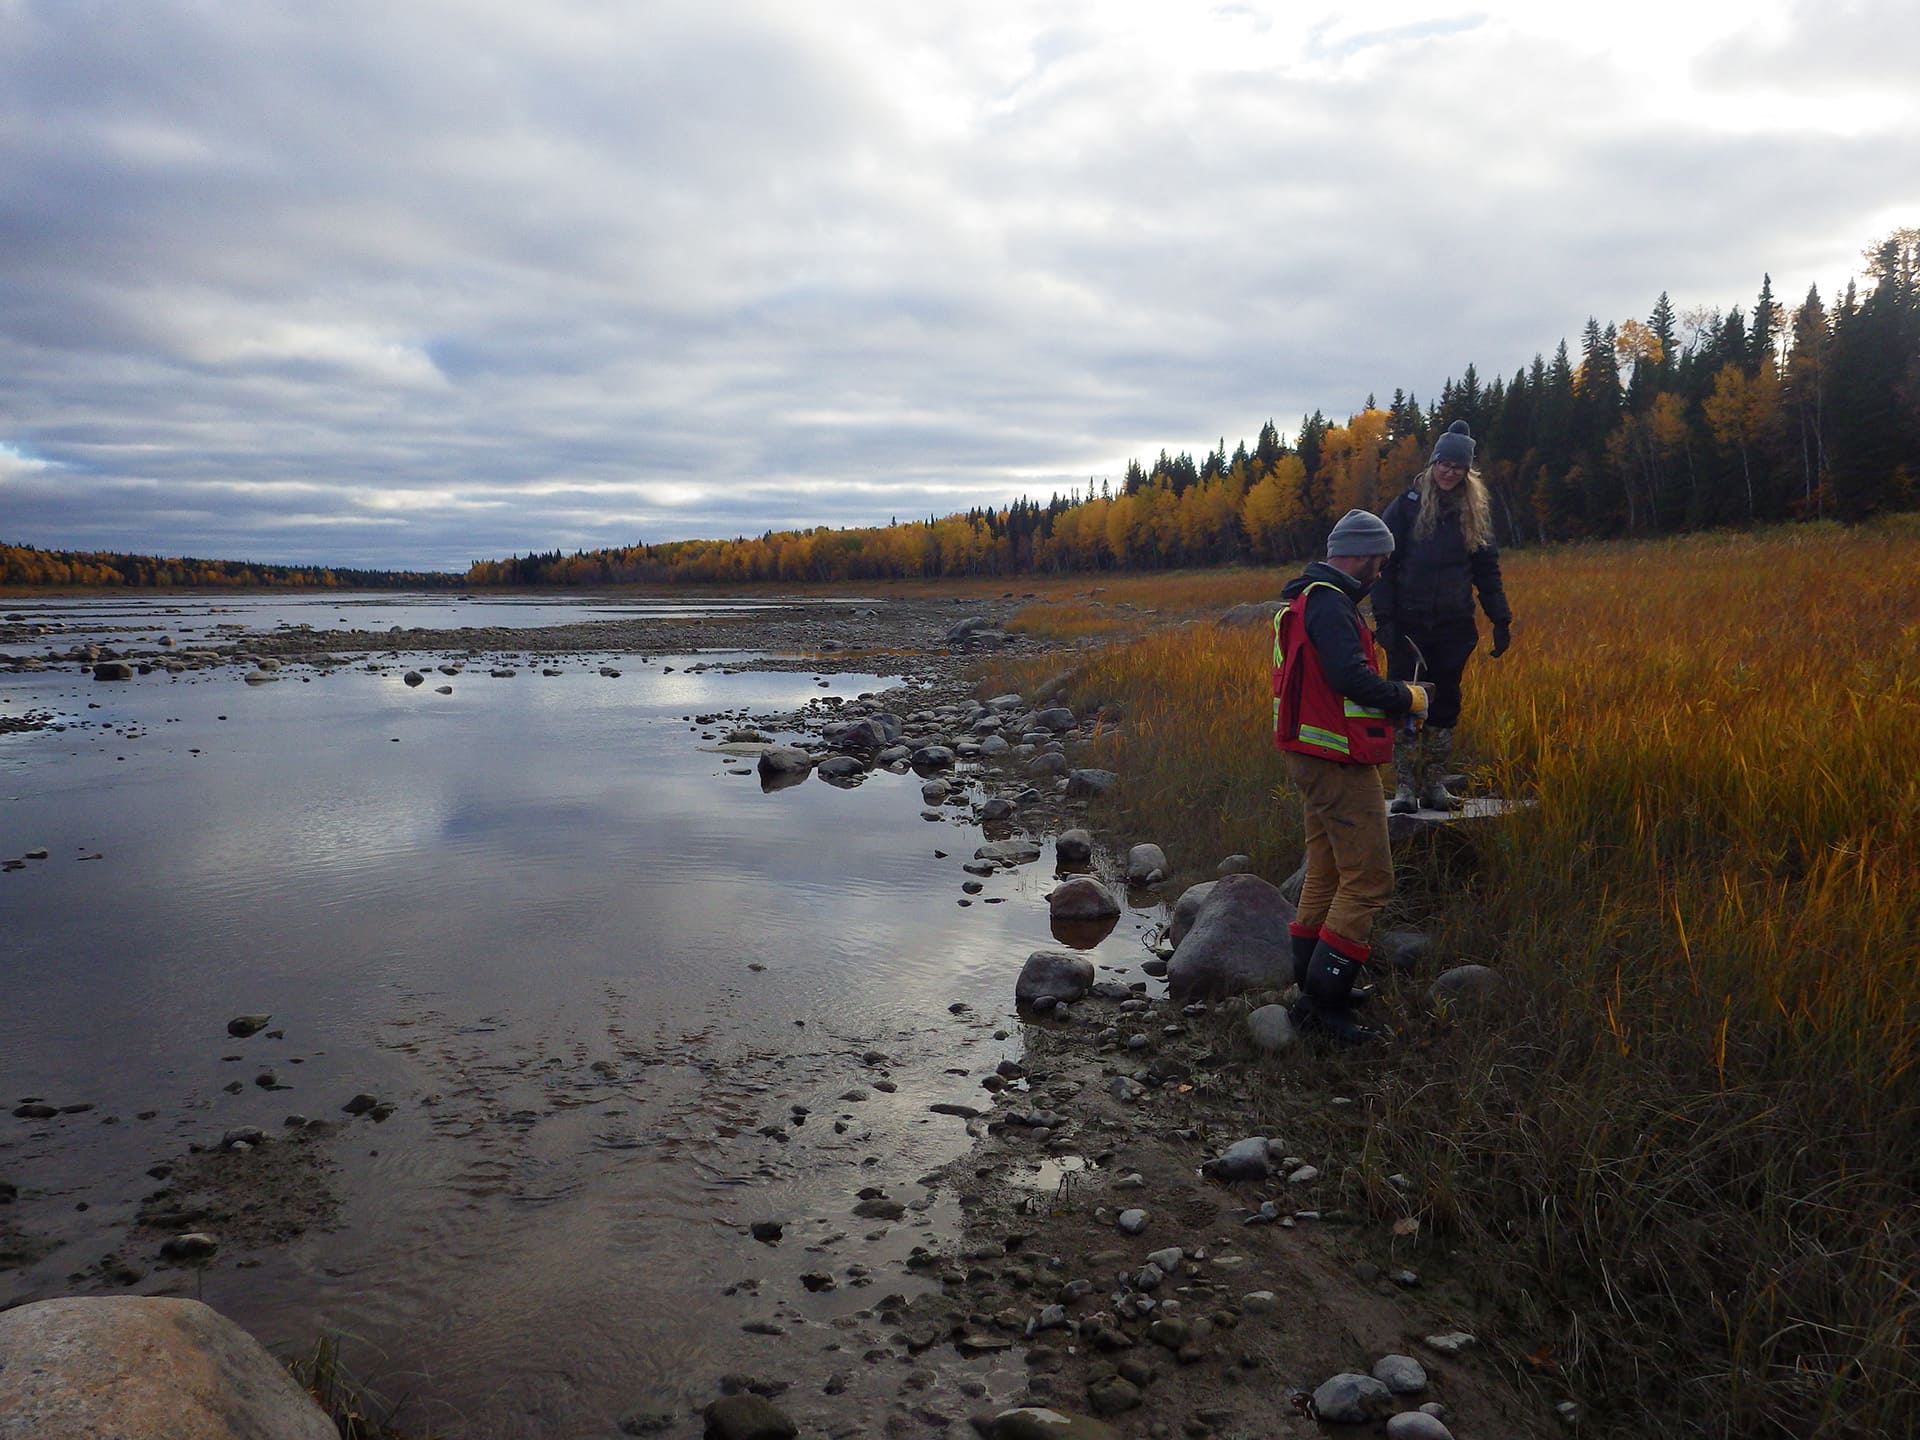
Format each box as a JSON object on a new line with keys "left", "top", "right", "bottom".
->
{"left": 1289, "top": 926, "right": 1319, "bottom": 988}
{"left": 1291, "top": 938, "right": 1380, "bottom": 1045}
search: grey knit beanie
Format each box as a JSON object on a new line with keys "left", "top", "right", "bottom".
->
{"left": 1430, "top": 419, "right": 1475, "bottom": 468}
{"left": 1326, "top": 508, "right": 1396, "bottom": 558}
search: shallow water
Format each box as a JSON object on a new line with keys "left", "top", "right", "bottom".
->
{"left": 2, "top": 589, "right": 853, "bottom": 635}
{"left": 0, "top": 599, "right": 1159, "bottom": 1436}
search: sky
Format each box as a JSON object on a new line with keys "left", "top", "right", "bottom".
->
{"left": 2, "top": 1, "right": 1915, "bottom": 573}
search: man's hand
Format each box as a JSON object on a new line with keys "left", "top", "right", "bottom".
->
{"left": 1490, "top": 621, "right": 1512, "bottom": 658}
{"left": 1402, "top": 681, "right": 1432, "bottom": 732}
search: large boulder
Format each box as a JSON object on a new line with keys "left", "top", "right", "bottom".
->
{"left": 1165, "top": 872, "right": 1297, "bottom": 1000}
{"left": 0, "top": 1296, "right": 336, "bottom": 1439}
{"left": 1168, "top": 881, "right": 1217, "bottom": 946}
{"left": 1033, "top": 707, "right": 1076, "bottom": 733}
{"left": 945, "top": 616, "right": 991, "bottom": 643}
{"left": 1016, "top": 951, "right": 1095, "bottom": 1006}
{"left": 1046, "top": 877, "right": 1120, "bottom": 921}
{"left": 1055, "top": 828, "right": 1094, "bottom": 865}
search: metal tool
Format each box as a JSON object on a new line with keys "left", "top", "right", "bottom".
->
{"left": 1401, "top": 634, "right": 1428, "bottom": 735}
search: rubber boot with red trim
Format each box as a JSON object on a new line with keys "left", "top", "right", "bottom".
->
{"left": 1291, "top": 928, "right": 1381, "bottom": 1044}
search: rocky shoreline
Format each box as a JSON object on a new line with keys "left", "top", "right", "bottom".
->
{"left": 2, "top": 592, "right": 1554, "bottom": 1439}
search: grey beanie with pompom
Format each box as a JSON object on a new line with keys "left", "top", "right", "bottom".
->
{"left": 1430, "top": 419, "right": 1475, "bottom": 468}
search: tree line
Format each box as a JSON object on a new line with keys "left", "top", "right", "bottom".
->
{"left": 0, "top": 542, "right": 459, "bottom": 590}
{"left": 470, "top": 228, "right": 1919, "bottom": 586}
{"left": 7, "top": 229, "right": 1914, "bottom": 589}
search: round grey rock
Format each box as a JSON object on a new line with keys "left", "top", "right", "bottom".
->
{"left": 1385, "top": 1413, "right": 1454, "bottom": 1440}
{"left": 1016, "top": 951, "right": 1095, "bottom": 1006}
{"left": 1429, "top": 964, "right": 1502, "bottom": 1010}
{"left": 1246, "top": 1004, "right": 1298, "bottom": 1053}
{"left": 1373, "top": 1353, "right": 1428, "bottom": 1394}
{"left": 1125, "top": 843, "right": 1168, "bottom": 886}
{"left": 1311, "top": 1372, "right": 1394, "bottom": 1423}
{"left": 1055, "top": 828, "right": 1094, "bottom": 864}
{"left": 1046, "top": 876, "right": 1120, "bottom": 921}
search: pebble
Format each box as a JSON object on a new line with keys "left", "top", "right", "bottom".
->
{"left": 1116, "top": 1208, "right": 1148, "bottom": 1235}
{"left": 1241, "top": 1290, "right": 1276, "bottom": 1314}
{"left": 1385, "top": 1415, "right": 1454, "bottom": 1440}
{"left": 1287, "top": 1164, "right": 1319, "bottom": 1184}
{"left": 159, "top": 1232, "right": 219, "bottom": 1261}
{"left": 1424, "top": 1330, "right": 1477, "bottom": 1355}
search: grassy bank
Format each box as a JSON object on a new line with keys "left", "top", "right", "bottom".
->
{"left": 984, "top": 521, "right": 1920, "bottom": 1438}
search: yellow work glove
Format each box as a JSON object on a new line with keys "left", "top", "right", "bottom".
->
{"left": 1403, "top": 682, "right": 1431, "bottom": 732}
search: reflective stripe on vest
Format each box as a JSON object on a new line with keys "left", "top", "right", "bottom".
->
{"left": 1297, "top": 723, "right": 1350, "bottom": 754}
{"left": 1343, "top": 698, "right": 1386, "bottom": 719}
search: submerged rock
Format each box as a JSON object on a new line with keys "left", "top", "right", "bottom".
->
{"left": 1046, "top": 877, "right": 1120, "bottom": 922}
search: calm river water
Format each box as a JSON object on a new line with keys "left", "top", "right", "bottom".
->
{"left": 0, "top": 594, "right": 1159, "bottom": 1437}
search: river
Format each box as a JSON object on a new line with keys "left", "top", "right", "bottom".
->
{"left": 0, "top": 592, "right": 1155, "bottom": 1437}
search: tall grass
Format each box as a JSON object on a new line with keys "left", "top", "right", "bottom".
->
{"left": 986, "top": 522, "right": 1920, "bottom": 1438}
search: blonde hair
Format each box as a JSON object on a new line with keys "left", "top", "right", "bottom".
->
{"left": 1412, "top": 463, "right": 1493, "bottom": 551}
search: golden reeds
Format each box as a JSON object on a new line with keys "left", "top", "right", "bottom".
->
{"left": 985, "top": 520, "right": 1920, "bottom": 1438}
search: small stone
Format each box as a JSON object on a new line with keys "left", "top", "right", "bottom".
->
{"left": 159, "top": 1232, "right": 219, "bottom": 1261}
{"left": 1116, "top": 1208, "right": 1148, "bottom": 1235}
{"left": 1385, "top": 1415, "right": 1454, "bottom": 1440}
{"left": 1086, "top": 1375, "right": 1142, "bottom": 1416}
{"left": 750, "top": 1221, "right": 783, "bottom": 1244}
{"left": 1423, "top": 1330, "right": 1476, "bottom": 1355}
{"left": 341, "top": 1093, "right": 379, "bottom": 1115}
{"left": 1241, "top": 1291, "right": 1276, "bottom": 1314}
{"left": 226, "top": 1014, "right": 272, "bottom": 1038}
{"left": 1287, "top": 1165, "right": 1319, "bottom": 1184}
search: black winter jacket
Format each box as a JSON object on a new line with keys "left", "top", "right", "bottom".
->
{"left": 1371, "top": 488, "right": 1511, "bottom": 629}
{"left": 1280, "top": 562, "right": 1413, "bottom": 716}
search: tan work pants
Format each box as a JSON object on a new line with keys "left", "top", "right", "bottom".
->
{"left": 1283, "top": 750, "right": 1393, "bottom": 946}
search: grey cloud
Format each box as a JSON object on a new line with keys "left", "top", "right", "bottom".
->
{"left": 1, "top": 3, "right": 1913, "bottom": 570}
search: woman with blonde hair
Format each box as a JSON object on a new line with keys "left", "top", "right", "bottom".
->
{"left": 1369, "top": 420, "right": 1513, "bottom": 814}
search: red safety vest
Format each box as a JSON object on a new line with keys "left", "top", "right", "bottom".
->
{"left": 1271, "top": 582, "right": 1393, "bottom": 764}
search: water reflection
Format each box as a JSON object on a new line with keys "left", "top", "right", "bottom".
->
{"left": 0, "top": 631, "right": 1163, "bottom": 1437}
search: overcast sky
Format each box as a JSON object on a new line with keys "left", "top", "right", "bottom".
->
{"left": 2, "top": 1, "right": 1914, "bottom": 571}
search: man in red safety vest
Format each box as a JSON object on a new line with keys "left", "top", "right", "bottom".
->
{"left": 1271, "top": 509, "right": 1432, "bottom": 1043}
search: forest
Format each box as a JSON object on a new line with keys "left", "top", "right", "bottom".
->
{"left": 468, "top": 228, "right": 1920, "bottom": 587}
{"left": 5, "top": 229, "right": 1914, "bottom": 591}
{"left": 0, "top": 544, "right": 459, "bottom": 590}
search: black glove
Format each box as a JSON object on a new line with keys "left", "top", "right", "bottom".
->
{"left": 1490, "top": 620, "right": 1512, "bottom": 658}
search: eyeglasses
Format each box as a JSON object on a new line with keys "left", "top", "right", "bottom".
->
{"left": 1433, "top": 462, "right": 1467, "bottom": 474}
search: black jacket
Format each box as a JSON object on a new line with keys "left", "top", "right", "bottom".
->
{"left": 1280, "top": 562, "right": 1413, "bottom": 715}
{"left": 1371, "top": 489, "right": 1512, "bottom": 629}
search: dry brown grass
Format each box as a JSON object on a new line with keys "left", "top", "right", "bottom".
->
{"left": 982, "top": 520, "right": 1920, "bottom": 1439}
